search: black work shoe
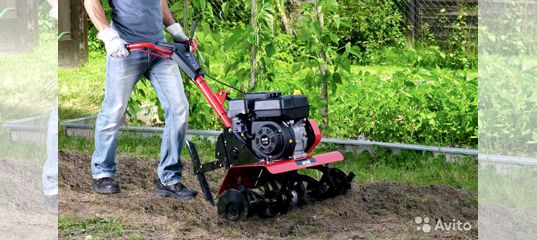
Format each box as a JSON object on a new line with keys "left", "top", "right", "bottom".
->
{"left": 93, "top": 177, "right": 120, "bottom": 194}
{"left": 156, "top": 180, "right": 198, "bottom": 200}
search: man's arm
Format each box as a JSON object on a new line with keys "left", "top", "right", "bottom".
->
{"left": 47, "top": 0, "right": 57, "bottom": 8}
{"left": 83, "top": 0, "right": 129, "bottom": 57}
{"left": 47, "top": 0, "right": 58, "bottom": 19}
{"left": 161, "top": 0, "right": 175, "bottom": 27}
{"left": 161, "top": 0, "right": 189, "bottom": 42}
{"left": 84, "top": 0, "right": 109, "bottom": 31}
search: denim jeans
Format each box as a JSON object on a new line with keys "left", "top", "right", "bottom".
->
{"left": 42, "top": 99, "right": 58, "bottom": 196}
{"left": 91, "top": 47, "right": 189, "bottom": 186}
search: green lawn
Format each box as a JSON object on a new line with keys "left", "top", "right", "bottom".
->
{"left": 0, "top": 33, "right": 57, "bottom": 162}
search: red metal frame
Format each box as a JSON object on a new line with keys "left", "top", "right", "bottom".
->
{"left": 218, "top": 151, "right": 345, "bottom": 194}
{"left": 126, "top": 42, "right": 232, "bottom": 128}
{"left": 306, "top": 119, "right": 322, "bottom": 153}
{"left": 193, "top": 76, "right": 232, "bottom": 127}
{"left": 127, "top": 42, "right": 174, "bottom": 55}
{"left": 215, "top": 89, "right": 228, "bottom": 106}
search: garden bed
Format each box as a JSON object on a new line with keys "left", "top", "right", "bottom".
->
{"left": 59, "top": 150, "right": 478, "bottom": 239}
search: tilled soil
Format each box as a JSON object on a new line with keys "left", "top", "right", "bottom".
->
{"left": 59, "top": 150, "right": 477, "bottom": 239}
{"left": 0, "top": 159, "right": 57, "bottom": 239}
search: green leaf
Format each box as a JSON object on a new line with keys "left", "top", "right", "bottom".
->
{"left": 332, "top": 72, "right": 342, "bottom": 84}
{"left": 320, "top": 0, "right": 338, "bottom": 11}
{"left": 222, "top": 2, "right": 229, "bottom": 15}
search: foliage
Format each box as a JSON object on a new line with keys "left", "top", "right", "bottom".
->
{"left": 418, "top": 5, "right": 478, "bottom": 69}
{"left": 329, "top": 68, "right": 477, "bottom": 146}
{"left": 38, "top": 3, "right": 57, "bottom": 34}
{"left": 77, "top": 0, "right": 478, "bottom": 147}
{"left": 59, "top": 54, "right": 477, "bottom": 147}
{"left": 479, "top": 54, "right": 537, "bottom": 156}
{"left": 336, "top": 0, "right": 407, "bottom": 63}
{"left": 479, "top": 1, "right": 537, "bottom": 56}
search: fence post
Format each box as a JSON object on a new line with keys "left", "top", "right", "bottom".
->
{"left": 408, "top": 0, "right": 421, "bottom": 41}
{"left": 58, "top": 0, "right": 88, "bottom": 67}
{"left": 0, "top": 0, "right": 39, "bottom": 53}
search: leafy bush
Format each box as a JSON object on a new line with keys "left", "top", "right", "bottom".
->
{"left": 78, "top": 0, "right": 478, "bottom": 147}
{"left": 336, "top": 0, "right": 407, "bottom": 63}
{"left": 479, "top": 54, "right": 537, "bottom": 156}
{"left": 328, "top": 68, "right": 477, "bottom": 146}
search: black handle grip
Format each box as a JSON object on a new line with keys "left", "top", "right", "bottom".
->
{"left": 189, "top": 21, "right": 197, "bottom": 41}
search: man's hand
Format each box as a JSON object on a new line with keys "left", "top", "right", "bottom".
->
{"left": 49, "top": 7, "right": 58, "bottom": 19}
{"left": 97, "top": 28, "right": 129, "bottom": 58}
{"left": 190, "top": 39, "right": 199, "bottom": 53}
{"left": 165, "top": 23, "right": 189, "bottom": 43}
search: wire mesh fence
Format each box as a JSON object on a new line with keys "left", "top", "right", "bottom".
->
{"left": 395, "top": 0, "right": 478, "bottom": 41}
{"left": 171, "top": 0, "right": 477, "bottom": 45}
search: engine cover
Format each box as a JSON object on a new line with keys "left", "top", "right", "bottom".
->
{"left": 226, "top": 91, "right": 312, "bottom": 161}
{"left": 251, "top": 120, "right": 308, "bottom": 160}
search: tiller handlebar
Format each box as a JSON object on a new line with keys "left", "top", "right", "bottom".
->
{"left": 126, "top": 40, "right": 232, "bottom": 128}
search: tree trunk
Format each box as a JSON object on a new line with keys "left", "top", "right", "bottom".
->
{"left": 275, "top": 0, "right": 292, "bottom": 35}
{"left": 315, "top": 2, "right": 329, "bottom": 133}
{"left": 249, "top": 0, "right": 258, "bottom": 88}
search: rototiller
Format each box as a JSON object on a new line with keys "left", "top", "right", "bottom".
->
{"left": 127, "top": 22, "right": 355, "bottom": 220}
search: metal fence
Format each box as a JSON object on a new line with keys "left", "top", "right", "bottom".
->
{"left": 395, "top": 0, "right": 478, "bottom": 41}
{"left": 181, "top": 0, "right": 478, "bottom": 42}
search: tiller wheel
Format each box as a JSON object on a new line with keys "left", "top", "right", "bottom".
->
{"left": 213, "top": 166, "right": 355, "bottom": 220}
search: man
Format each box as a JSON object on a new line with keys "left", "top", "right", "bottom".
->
{"left": 84, "top": 0, "right": 197, "bottom": 200}
{"left": 42, "top": 0, "right": 58, "bottom": 214}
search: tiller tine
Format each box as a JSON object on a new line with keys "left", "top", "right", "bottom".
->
{"left": 186, "top": 141, "right": 215, "bottom": 205}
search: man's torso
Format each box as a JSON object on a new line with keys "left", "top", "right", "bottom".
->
{"left": 108, "top": 0, "right": 164, "bottom": 43}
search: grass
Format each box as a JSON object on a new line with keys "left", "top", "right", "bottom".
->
{"left": 59, "top": 217, "right": 124, "bottom": 239}
{"left": 59, "top": 52, "right": 106, "bottom": 120}
{"left": 59, "top": 216, "right": 170, "bottom": 240}
{"left": 0, "top": 32, "right": 57, "bottom": 163}
{"left": 479, "top": 165, "right": 537, "bottom": 211}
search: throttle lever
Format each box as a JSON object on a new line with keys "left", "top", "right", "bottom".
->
{"left": 189, "top": 21, "right": 197, "bottom": 45}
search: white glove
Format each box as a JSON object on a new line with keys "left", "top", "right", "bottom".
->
{"left": 49, "top": 7, "right": 58, "bottom": 20}
{"left": 166, "top": 23, "right": 190, "bottom": 42}
{"left": 97, "top": 27, "right": 129, "bottom": 58}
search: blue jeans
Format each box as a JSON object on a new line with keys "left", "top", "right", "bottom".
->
{"left": 91, "top": 48, "right": 189, "bottom": 186}
{"left": 42, "top": 99, "right": 58, "bottom": 196}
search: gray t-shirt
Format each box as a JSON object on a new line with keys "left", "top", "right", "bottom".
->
{"left": 108, "top": 0, "right": 164, "bottom": 43}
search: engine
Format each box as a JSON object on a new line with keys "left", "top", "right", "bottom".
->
{"left": 226, "top": 92, "right": 313, "bottom": 160}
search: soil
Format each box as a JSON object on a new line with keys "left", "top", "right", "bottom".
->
{"left": 59, "top": 150, "right": 478, "bottom": 239}
{"left": 479, "top": 203, "right": 537, "bottom": 239}
{"left": 0, "top": 159, "right": 57, "bottom": 239}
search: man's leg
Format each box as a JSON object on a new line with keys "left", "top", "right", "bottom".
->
{"left": 146, "top": 57, "right": 197, "bottom": 200}
{"left": 42, "top": 99, "right": 58, "bottom": 195}
{"left": 146, "top": 58, "right": 189, "bottom": 185}
{"left": 91, "top": 54, "right": 147, "bottom": 185}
